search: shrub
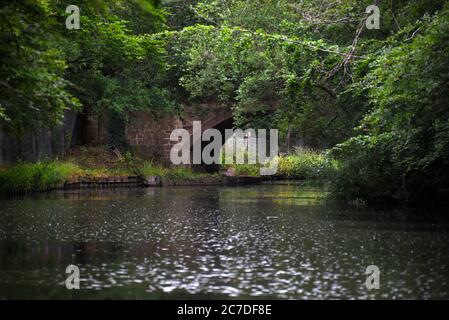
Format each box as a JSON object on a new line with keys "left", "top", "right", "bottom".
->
{"left": 329, "top": 135, "right": 401, "bottom": 203}
{"left": 278, "top": 147, "right": 338, "bottom": 180}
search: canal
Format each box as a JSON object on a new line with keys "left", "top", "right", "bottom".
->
{"left": 0, "top": 182, "right": 448, "bottom": 299}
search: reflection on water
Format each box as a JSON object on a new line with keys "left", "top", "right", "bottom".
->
{"left": 0, "top": 183, "right": 448, "bottom": 299}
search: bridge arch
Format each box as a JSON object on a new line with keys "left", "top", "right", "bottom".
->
{"left": 125, "top": 103, "right": 234, "bottom": 171}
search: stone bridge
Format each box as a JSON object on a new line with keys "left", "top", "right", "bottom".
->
{"left": 125, "top": 103, "right": 233, "bottom": 164}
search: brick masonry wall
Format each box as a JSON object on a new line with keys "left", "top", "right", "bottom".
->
{"left": 125, "top": 112, "right": 183, "bottom": 161}
{"left": 125, "top": 104, "right": 232, "bottom": 162}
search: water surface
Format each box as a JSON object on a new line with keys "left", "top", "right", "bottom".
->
{"left": 0, "top": 183, "right": 448, "bottom": 299}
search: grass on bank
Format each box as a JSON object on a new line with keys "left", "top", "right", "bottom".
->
{"left": 0, "top": 147, "right": 339, "bottom": 195}
{"left": 0, "top": 161, "right": 79, "bottom": 194}
{"left": 135, "top": 161, "right": 211, "bottom": 179}
{"left": 278, "top": 147, "right": 338, "bottom": 180}
{"left": 0, "top": 145, "right": 213, "bottom": 194}
{"left": 223, "top": 147, "right": 339, "bottom": 179}
{"left": 0, "top": 161, "right": 212, "bottom": 195}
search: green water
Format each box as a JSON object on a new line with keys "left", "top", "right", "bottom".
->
{"left": 0, "top": 183, "right": 448, "bottom": 299}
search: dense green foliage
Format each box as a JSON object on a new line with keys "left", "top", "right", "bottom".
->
{"left": 331, "top": 9, "right": 449, "bottom": 203}
{"left": 0, "top": 0, "right": 178, "bottom": 142}
{"left": 0, "top": 1, "right": 79, "bottom": 137}
{"left": 1, "top": 0, "right": 449, "bottom": 203}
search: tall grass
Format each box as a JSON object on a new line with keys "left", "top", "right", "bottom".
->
{"left": 228, "top": 163, "right": 261, "bottom": 176}
{"left": 278, "top": 147, "right": 338, "bottom": 180}
{"left": 220, "top": 149, "right": 261, "bottom": 177}
{"left": 135, "top": 161, "right": 168, "bottom": 177}
{"left": 0, "top": 159, "right": 212, "bottom": 195}
{"left": 220, "top": 147, "right": 338, "bottom": 179}
{"left": 0, "top": 161, "right": 81, "bottom": 194}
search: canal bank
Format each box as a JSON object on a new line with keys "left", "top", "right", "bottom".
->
{"left": 63, "top": 174, "right": 264, "bottom": 189}
{"left": 0, "top": 147, "right": 336, "bottom": 196}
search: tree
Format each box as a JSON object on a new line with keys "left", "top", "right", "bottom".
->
{"left": 331, "top": 6, "right": 449, "bottom": 203}
{"left": 0, "top": 1, "right": 79, "bottom": 138}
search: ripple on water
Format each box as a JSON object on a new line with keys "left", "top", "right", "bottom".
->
{"left": 0, "top": 185, "right": 448, "bottom": 299}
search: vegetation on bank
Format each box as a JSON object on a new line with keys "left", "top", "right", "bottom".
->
{"left": 0, "top": 148, "right": 134, "bottom": 194}
{"left": 278, "top": 148, "right": 338, "bottom": 180}
{"left": 224, "top": 148, "right": 338, "bottom": 180}
{"left": 0, "top": 161, "right": 78, "bottom": 194}
{"left": 0, "top": 146, "right": 215, "bottom": 194}
{"left": 0, "top": 147, "right": 336, "bottom": 194}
